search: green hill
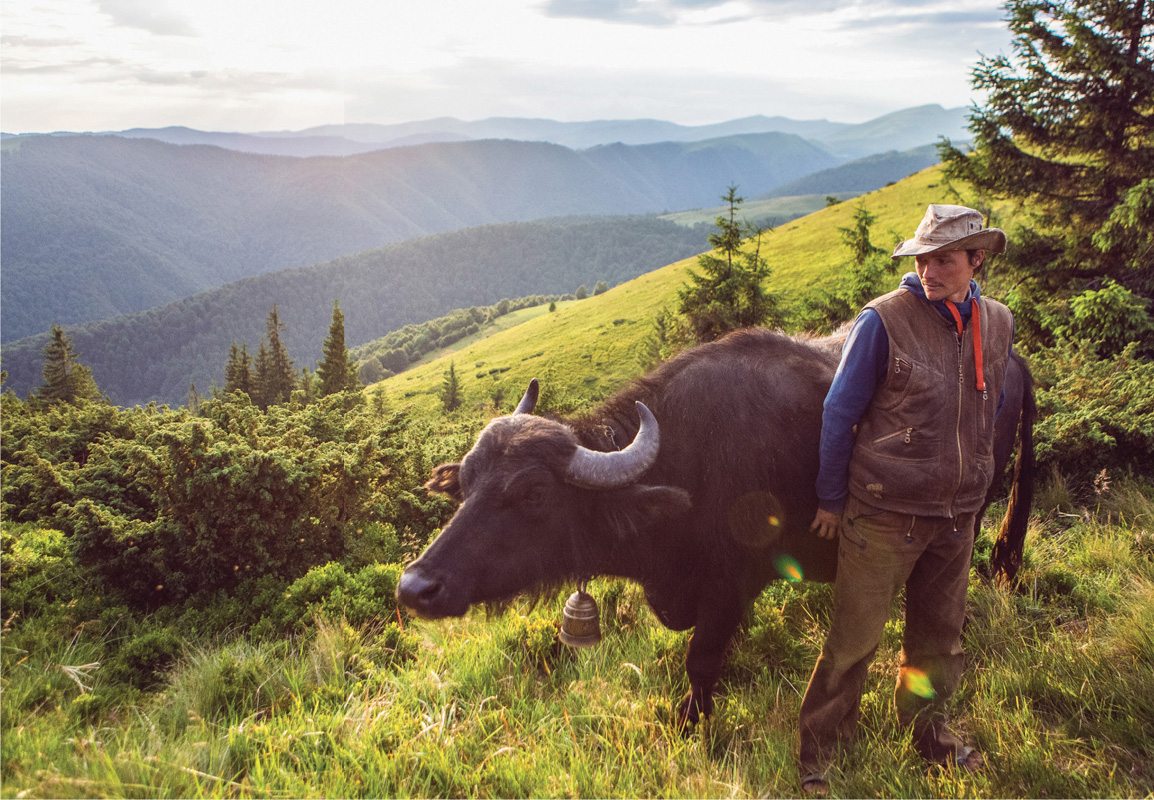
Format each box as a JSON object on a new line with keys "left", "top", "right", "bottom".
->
{"left": 375, "top": 165, "right": 956, "bottom": 413}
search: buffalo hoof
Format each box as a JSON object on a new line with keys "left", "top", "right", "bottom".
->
{"left": 675, "top": 689, "right": 713, "bottom": 732}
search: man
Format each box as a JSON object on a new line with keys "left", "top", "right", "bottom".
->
{"left": 798, "top": 204, "right": 1014, "bottom": 794}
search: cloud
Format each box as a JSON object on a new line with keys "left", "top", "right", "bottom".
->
{"left": 95, "top": 0, "right": 198, "bottom": 36}
{"left": 539, "top": 0, "right": 1005, "bottom": 29}
{"left": 541, "top": 0, "right": 848, "bottom": 26}
{"left": 850, "top": 7, "right": 1007, "bottom": 29}
{"left": 0, "top": 33, "right": 87, "bottom": 49}
{"left": 2, "top": 55, "right": 126, "bottom": 76}
{"left": 341, "top": 54, "right": 907, "bottom": 127}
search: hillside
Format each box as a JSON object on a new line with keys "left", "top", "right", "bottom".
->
{"left": 0, "top": 217, "right": 709, "bottom": 406}
{"left": 0, "top": 132, "right": 837, "bottom": 342}
{"left": 374, "top": 165, "right": 961, "bottom": 412}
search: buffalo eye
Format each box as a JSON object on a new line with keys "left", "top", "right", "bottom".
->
{"left": 502, "top": 479, "right": 548, "bottom": 511}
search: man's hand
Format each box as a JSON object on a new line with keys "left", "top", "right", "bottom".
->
{"left": 810, "top": 508, "right": 842, "bottom": 540}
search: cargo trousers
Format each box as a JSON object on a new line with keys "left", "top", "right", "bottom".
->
{"left": 798, "top": 493, "right": 977, "bottom": 773}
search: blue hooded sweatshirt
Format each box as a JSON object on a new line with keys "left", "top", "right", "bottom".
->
{"left": 814, "top": 272, "right": 1009, "bottom": 514}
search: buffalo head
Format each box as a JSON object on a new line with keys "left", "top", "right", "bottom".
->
{"left": 396, "top": 379, "right": 691, "bottom": 618}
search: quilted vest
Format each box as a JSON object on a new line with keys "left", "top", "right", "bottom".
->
{"left": 847, "top": 288, "right": 1014, "bottom": 518}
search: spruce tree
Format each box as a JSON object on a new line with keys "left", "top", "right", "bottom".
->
{"left": 253, "top": 341, "right": 273, "bottom": 410}
{"left": 441, "top": 362, "right": 462, "bottom": 412}
{"left": 940, "top": 0, "right": 1154, "bottom": 308}
{"left": 36, "top": 324, "right": 101, "bottom": 404}
{"left": 224, "top": 342, "right": 255, "bottom": 397}
{"left": 317, "top": 300, "right": 359, "bottom": 396}
{"left": 797, "top": 202, "right": 897, "bottom": 332}
{"left": 677, "top": 185, "right": 781, "bottom": 343}
{"left": 259, "top": 305, "right": 295, "bottom": 407}
{"left": 299, "top": 367, "right": 318, "bottom": 405}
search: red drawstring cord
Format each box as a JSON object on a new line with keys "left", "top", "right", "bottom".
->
{"left": 945, "top": 298, "right": 985, "bottom": 392}
{"left": 973, "top": 299, "right": 985, "bottom": 391}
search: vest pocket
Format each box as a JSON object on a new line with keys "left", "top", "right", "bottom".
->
{"left": 872, "top": 427, "right": 914, "bottom": 447}
{"left": 876, "top": 356, "right": 915, "bottom": 410}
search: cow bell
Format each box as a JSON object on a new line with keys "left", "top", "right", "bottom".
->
{"left": 559, "top": 581, "right": 602, "bottom": 648}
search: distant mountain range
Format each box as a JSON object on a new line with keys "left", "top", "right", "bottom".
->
{"left": 5, "top": 104, "right": 968, "bottom": 159}
{"left": 2, "top": 131, "right": 841, "bottom": 342}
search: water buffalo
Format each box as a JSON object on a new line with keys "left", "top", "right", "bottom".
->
{"left": 396, "top": 327, "right": 1035, "bottom": 726}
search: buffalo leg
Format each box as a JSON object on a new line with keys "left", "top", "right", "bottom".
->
{"left": 677, "top": 597, "right": 746, "bottom": 728}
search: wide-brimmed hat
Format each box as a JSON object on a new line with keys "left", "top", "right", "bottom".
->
{"left": 892, "top": 204, "right": 1006, "bottom": 260}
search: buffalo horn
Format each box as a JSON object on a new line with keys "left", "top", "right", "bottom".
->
{"left": 565, "top": 401, "right": 660, "bottom": 489}
{"left": 514, "top": 378, "right": 540, "bottom": 415}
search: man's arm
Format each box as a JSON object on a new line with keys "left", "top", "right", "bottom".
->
{"left": 810, "top": 309, "right": 889, "bottom": 539}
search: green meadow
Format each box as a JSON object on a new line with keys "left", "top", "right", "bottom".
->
{"left": 3, "top": 166, "right": 1152, "bottom": 798}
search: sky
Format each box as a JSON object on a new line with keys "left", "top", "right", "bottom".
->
{"left": 1, "top": 0, "right": 1015, "bottom": 134}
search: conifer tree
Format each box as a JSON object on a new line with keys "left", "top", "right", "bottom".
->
{"left": 441, "top": 362, "right": 462, "bottom": 412}
{"left": 258, "top": 305, "right": 295, "bottom": 408}
{"left": 797, "top": 202, "right": 896, "bottom": 331}
{"left": 317, "top": 300, "right": 360, "bottom": 396}
{"left": 940, "top": 0, "right": 1154, "bottom": 307}
{"left": 299, "top": 367, "right": 318, "bottom": 405}
{"left": 224, "top": 342, "right": 255, "bottom": 397}
{"left": 253, "top": 341, "right": 272, "bottom": 410}
{"left": 677, "top": 185, "right": 781, "bottom": 343}
{"left": 36, "top": 324, "right": 101, "bottom": 404}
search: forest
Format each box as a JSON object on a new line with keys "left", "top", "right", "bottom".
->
{"left": 1, "top": 1, "right": 1152, "bottom": 796}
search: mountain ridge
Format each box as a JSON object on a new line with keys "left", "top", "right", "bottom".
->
{"left": 1, "top": 131, "right": 837, "bottom": 342}
{"left": 2, "top": 105, "right": 966, "bottom": 158}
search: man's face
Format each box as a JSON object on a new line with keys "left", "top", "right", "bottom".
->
{"left": 914, "top": 250, "right": 979, "bottom": 304}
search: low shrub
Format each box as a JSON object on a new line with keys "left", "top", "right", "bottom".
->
{"left": 253, "top": 562, "right": 406, "bottom": 638}
{"left": 108, "top": 627, "right": 184, "bottom": 691}
{"left": 1030, "top": 341, "right": 1154, "bottom": 489}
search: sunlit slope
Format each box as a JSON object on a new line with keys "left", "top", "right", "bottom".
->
{"left": 376, "top": 165, "right": 957, "bottom": 413}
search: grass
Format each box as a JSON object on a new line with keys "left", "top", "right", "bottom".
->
{"left": 4, "top": 479, "right": 1153, "bottom": 798}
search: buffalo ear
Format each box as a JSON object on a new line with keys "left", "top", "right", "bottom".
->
{"left": 426, "top": 463, "right": 463, "bottom": 501}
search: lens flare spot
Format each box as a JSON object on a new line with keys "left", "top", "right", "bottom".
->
{"left": 729, "top": 491, "right": 785, "bottom": 548}
{"left": 903, "top": 668, "right": 936, "bottom": 699}
{"left": 775, "top": 554, "right": 803, "bottom": 582}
